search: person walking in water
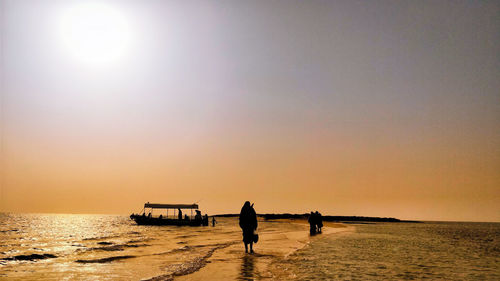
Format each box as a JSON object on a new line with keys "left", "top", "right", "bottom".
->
{"left": 212, "top": 216, "right": 217, "bottom": 227}
{"left": 315, "top": 211, "right": 323, "bottom": 233}
{"left": 239, "top": 201, "right": 257, "bottom": 253}
{"left": 308, "top": 211, "right": 317, "bottom": 235}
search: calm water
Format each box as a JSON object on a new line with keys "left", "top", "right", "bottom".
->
{"left": 271, "top": 221, "right": 500, "bottom": 280}
{"left": 1, "top": 213, "right": 499, "bottom": 280}
{"left": 0, "top": 213, "right": 245, "bottom": 280}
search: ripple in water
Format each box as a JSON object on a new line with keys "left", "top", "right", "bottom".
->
{"left": 270, "top": 222, "right": 500, "bottom": 280}
{"left": 0, "top": 213, "right": 246, "bottom": 280}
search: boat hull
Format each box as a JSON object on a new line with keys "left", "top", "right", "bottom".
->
{"left": 130, "top": 214, "right": 205, "bottom": 226}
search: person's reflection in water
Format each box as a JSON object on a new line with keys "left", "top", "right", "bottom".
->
{"left": 239, "top": 254, "right": 256, "bottom": 280}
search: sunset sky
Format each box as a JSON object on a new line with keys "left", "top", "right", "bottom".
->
{"left": 1, "top": 0, "right": 499, "bottom": 221}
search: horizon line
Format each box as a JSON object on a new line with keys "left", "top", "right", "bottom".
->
{"left": 1, "top": 211, "right": 498, "bottom": 224}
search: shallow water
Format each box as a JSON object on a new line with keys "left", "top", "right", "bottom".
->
{"left": 0, "top": 213, "right": 309, "bottom": 280}
{"left": 271, "top": 221, "right": 500, "bottom": 280}
{"left": 0, "top": 213, "right": 237, "bottom": 280}
{"left": 2, "top": 213, "right": 499, "bottom": 280}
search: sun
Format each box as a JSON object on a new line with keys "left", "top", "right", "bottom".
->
{"left": 57, "top": 2, "right": 131, "bottom": 67}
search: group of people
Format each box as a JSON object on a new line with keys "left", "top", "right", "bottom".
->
{"left": 177, "top": 208, "right": 211, "bottom": 226}
{"left": 135, "top": 208, "right": 217, "bottom": 227}
{"left": 308, "top": 211, "right": 323, "bottom": 234}
{"left": 238, "top": 202, "right": 326, "bottom": 253}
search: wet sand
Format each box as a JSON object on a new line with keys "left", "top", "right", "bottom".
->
{"left": 173, "top": 219, "right": 353, "bottom": 281}
{"left": 4, "top": 214, "right": 497, "bottom": 280}
{"left": 1, "top": 214, "right": 352, "bottom": 280}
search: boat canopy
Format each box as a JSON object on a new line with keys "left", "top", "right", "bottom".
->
{"left": 144, "top": 203, "right": 199, "bottom": 209}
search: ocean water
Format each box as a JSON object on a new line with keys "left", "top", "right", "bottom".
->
{"left": 0, "top": 213, "right": 244, "bottom": 280}
{"left": 1, "top": 213, "right": 499, "bottom": 280}
{"left": 0, "top": 213, "right": 310, "bottom": 280}
{"left": 270, "top": 221, "right": 500, "bottom": 280}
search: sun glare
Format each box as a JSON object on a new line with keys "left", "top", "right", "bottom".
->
{"left": 57, "top": 2, "right": 131, "bottom": 67}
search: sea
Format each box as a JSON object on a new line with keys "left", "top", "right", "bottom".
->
{"left": 0, "top": 213, "right": 499, "bottom": 280}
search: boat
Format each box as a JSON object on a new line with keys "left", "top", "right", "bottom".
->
{"left": 130, "top": 203, "right": 209, "bottom": 226}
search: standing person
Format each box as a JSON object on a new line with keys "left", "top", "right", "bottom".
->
{"left": 178, "top": 208, "right": 183, "bottom": 220}
{"left": 308, "top": 211, "right": 316, "bottom": 235}
{"left": 195, "top": 210, "right": 202, "bottom": 224}
{"left": 239, "top": 201, "right": 257, "bottom": 253}
{"left": 316, "top": 211, "right": 323, "bottom": 233}
{"left": 212, "top": 216, "right": 217, "bottom": 227}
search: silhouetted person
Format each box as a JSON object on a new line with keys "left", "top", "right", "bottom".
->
{"left": 203, "top": 214, "right": 209, "bottom": 226}
{"left": 159, "top": 214, "right": 163, "bottom": 219}
{"left": 239, "top": 201, "right": 257, "bottom": 253}
{"left": 316, "top": 211, "right": 323, "bottom": 233}
{"left": 308, "top": 211, "right": 316, "bottom": 235}
{"left": 184, "top": 214, "right": 189, "bottom": 221}
{"left": 195, "top": 210, "right": 202, "bottom": 224}
{"left": 178, "top": 208, "right": 182, "bottom": 220}
{"left": 212, "top": 216, "right": 217, "bottom": 227}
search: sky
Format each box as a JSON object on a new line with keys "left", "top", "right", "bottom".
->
{"left": 0, "top": 0, "right": 499, "bottom": 222}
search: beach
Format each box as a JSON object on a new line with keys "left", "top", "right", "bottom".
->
{"left": 0, "top": 213, "right": 351, "bottom": 280}
{"left": 2, "top": 213, "right": 499, "bottom": 280}
{"left": 173, "top": 220, "right": 350, "bottom": 281}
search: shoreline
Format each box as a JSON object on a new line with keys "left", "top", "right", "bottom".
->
{"left": 168, "top": 219, "right": 353, "bottom": 281}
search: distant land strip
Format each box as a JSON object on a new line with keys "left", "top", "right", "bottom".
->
{"left": 214, "top": 213, "right": 420, "bottom": 223}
